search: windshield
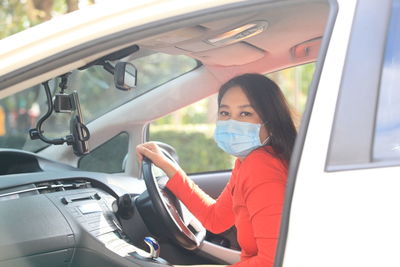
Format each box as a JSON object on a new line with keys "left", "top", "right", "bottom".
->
{"left": 0, "top": 52, "right": 198, "bottom": 152}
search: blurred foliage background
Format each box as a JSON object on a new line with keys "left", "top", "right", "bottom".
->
{"left": 0, "top": 1, "right": 315, "bottom": 173}
{"left": 0, "top": 0, "right": 95, "bottom": 149}
{"left": 1, "top": 0, "right": 94, "bottom": 39}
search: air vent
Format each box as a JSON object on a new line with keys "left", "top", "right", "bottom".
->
{"left": 35, "top": 179, "right": 92, "bottom": 194}
{"left": 0, "top": 179, "right": 92, "bottom": 201}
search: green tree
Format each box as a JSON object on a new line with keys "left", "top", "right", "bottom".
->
{"left": 0, "top": 0, "right": 93, "bottom": 149}
{"left": 1, "top": 0, "right": 91, "bottom": 39}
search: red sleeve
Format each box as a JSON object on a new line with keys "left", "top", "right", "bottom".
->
{"left": 233, "top": 152, "right": 287, "bottom": 267}
{"left": 166, "top": 171, "right": 235, "bottom": 234}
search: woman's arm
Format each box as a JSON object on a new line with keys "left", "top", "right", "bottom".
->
{"left": 175, "top": 265, "right": 227, "bottom": 267}
{"left": 136, "top": 142, "right": 235, "bottom": 233}
{"left": 166, "top": 170, "right": 235, "bottom": 233}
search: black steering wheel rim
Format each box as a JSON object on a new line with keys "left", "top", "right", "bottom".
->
{"left": 141, "top": 154, "right": 206, "bottom": 250}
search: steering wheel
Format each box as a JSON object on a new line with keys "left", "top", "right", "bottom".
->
{"left": 136, "top": 151, "right": 206, "bottom": 251}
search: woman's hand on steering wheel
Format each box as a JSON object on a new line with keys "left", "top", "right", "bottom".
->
{"left": 136, "top": 142, "right": 179, "bottom": 178}
{"left": 136, "top": 144, "right": 207, "bottom": 250}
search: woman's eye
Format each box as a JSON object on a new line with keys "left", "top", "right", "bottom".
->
{"left": 219, "top": 111, "right": 229, "bottom": 116}
{"left": 240, "top": 111, "right": 252, "bottom": 117}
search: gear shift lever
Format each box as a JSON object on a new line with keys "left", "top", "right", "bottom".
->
{"left": 129, "top": 236, "right": 169, "bottom": 265}
{"left": 144, "top": 236, "right": 160, "bottom": 259}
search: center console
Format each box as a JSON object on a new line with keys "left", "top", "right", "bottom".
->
{"left": 46, "top": 185, "right": 170, "bottom": 266}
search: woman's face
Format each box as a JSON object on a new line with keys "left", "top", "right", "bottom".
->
{"left": 218, "top": 86, "right": 269, "bottom": 142}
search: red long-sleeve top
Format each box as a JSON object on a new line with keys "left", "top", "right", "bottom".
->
{"left": 166, "top": 147, "right": 287, "bottom": 267}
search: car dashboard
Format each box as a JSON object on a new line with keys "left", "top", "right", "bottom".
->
{"left": 0, "top": 149, "right": 164, "bottom": 267}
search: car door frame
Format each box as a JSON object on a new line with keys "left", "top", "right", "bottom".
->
{"left": 275, "top": 0, "right": 400, "bottom": 266}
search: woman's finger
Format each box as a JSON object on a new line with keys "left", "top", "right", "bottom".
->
{"left": 137, "top": 143, "right": 162, "bottom": 162}
{"left": 135, "top": 147, "right": 143, "bottom": 163}
{"left": 137, "top": 145, "right": 150, "bottom": 158}
{"left": 136, "top": 144, "right": 152, "bottom": 162}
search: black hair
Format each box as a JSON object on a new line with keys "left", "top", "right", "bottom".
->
{"left": 218, "top": 73, "right": 297, "bottom": 164}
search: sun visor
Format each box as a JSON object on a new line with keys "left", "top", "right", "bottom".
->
{"left": 192, "top": 42, "right": 265, "bottom": 66}
{"left": 175, "top": 41, "right": 215, "bottom": 52}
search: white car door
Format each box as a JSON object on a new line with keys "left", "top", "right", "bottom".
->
{"left": 278, "top": 0, "right": 400, "bottom": 266}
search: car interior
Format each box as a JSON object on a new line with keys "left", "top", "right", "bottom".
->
{"left": 0, "top": 0, "right": 333, "bottom": 266}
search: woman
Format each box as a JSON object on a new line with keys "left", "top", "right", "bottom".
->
{"left": 136, "top": 73, "right": 297, "bottom": 267}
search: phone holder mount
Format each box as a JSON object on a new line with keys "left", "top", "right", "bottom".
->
{"left": 29, "top": 72, "right": 90, "bottom": 156}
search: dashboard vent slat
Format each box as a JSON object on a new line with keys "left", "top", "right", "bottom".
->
{"left": 0, "top": 179, "right": 92, "bottom": 201}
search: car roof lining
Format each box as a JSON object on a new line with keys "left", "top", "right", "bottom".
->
{"left": 0, "top": 0, "right": 329, "bottom": 98}
{"left": 137, "top": 1, "right": 329, "bottom": 67}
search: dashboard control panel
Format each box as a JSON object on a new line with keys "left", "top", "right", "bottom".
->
{"left": 59, "top": 190, "right": 120, "bottom": 237}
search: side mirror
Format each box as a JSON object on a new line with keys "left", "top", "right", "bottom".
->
{"left": 114, "top": 62, "right": 137, "bottom": 91}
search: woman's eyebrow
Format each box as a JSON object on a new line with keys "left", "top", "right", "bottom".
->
{"left": 219, "top": 104, "right": 253, "bottom": 108}
{"left": 238, "top": 104, "right": 253, "bottom": 108}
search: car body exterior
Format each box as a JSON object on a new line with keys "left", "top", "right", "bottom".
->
{"left": 1, "top": 0, "right": 400, "bottom": 266}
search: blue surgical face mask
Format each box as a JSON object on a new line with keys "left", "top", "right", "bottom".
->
{"left": 214, "top": 120, "right": 269, "bottom": 158}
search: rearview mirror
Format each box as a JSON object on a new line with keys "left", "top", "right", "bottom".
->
{"left": 114, "top": 62, "right": 137, "bottom": 91}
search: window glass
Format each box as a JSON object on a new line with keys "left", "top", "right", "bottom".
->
{"left": 149, "top": 64, "right": 314, "bottom": 174}
{"left": 150, "top": 95, "right": 235, "bottom": 174}
{"left": 74, "top": 53, "right": 198, "bottom": 122}
{"left": 373, "top": 0, "right": 400, "bottom": 161}
{"left": 268, "top": 63, "right": 315, "bottom": 126}
{"left": 0, "top": 82, "right": 69, "bottom": 152}
{"left": 78, "top": 132, "right": 129, "bottom": 173}
{"left": 0, "top": 53, "right": 197, "bottom": 152}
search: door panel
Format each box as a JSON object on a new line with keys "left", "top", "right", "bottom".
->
{"left": 281, "top": 1, "right": 400, "bottom": 267}
{"left": 190, "top": 170, "right": 241, "bottom": 264}
{"left": 189, "top": 171, "right": 231, "bottom": 199}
